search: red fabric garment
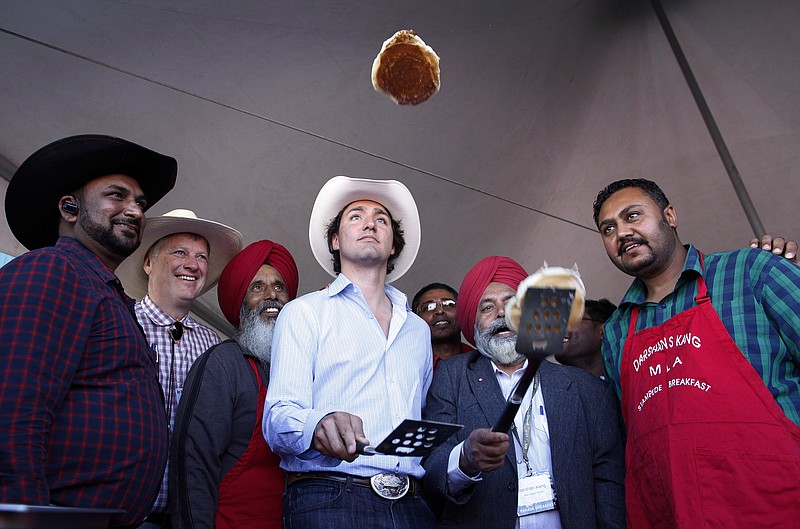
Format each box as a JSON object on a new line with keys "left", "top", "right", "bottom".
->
{"left": 457, "top": 256, "right": 528, "bottom": 345}
{"left": 621, "top": 264, "right": 800, "bottom": 528}
{"left": 215, "top": 358, "right": 284, "bottom": 529}
{"left": 217, "top": 240, "right": 298, "bottom": 327}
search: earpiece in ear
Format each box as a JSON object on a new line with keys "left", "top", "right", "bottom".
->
{"left": 61, "top": 201, "right": 79, "bottom": 215}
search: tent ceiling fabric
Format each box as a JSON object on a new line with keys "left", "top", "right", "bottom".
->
{"left": 1, "top": 0, "right": 798, "bottom": 319}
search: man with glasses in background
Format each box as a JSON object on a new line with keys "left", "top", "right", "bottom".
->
{"left": 412, "top": 283, "right": 471, "bottom": 371}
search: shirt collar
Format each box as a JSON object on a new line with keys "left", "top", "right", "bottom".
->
{"left": 618, "top": 243, "right": 701, "bottom": 307}
{"left": 57, "top": 236, "right": 118, "bottom": 285}
{"left": 327, "top": 273, "right": 411, "bottom": 312}
{"left": 490, "top": 358, "right": 528, "bottom": 378}
{"left": 138, "top": 294, "right": 201, "bottom": 329}
{"left": 327, "top": 273, "right": 352, "bottom": 296}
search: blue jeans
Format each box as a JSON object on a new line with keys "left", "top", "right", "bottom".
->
{"left": 284, "top": 477, "right": 437, "bottom": 529}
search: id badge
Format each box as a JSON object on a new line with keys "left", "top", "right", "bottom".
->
{"left": 517, "top": 471, "right": 557, "bottom": 516}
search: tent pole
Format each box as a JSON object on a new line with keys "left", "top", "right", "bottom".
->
{"left": 650, "top": 0, "right": 765, "bottom": 238}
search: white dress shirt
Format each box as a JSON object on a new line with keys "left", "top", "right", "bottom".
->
{"left": 264, "top": 273, "right": 433, "bottom": 478}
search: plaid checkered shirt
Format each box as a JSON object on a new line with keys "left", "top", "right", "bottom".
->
{"left": 602, "top": 244, "right": 800, "bottom": 425}
{"left": 0, "top": 237, "right": 168, "bottom": 527}
{"left": 135, "top": 294, "right": 220, "bottom": 512}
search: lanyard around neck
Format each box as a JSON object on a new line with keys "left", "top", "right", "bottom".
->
{"left": 510, "top": 370, "right": 540, "bottom": 474}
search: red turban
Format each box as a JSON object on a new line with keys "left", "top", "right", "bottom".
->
{"left": 457, "top": 256, "right": 528, "bottom": 346}
{"left": 217, "top": 240, "right": 299, "bottom": 328}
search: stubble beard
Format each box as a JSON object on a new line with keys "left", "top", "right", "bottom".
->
{"left": 616, "top": 216, "right": 676, "bottom": 278}
{"left": 430, "top": 323, "right": 459, "bottom": 345}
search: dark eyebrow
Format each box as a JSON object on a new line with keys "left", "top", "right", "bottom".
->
{"left": 107, "top": 183, "right": 148, "bottom": 204}
{"left": 422, "top": 296, "right": 455, "bottom": 305}
{"left": 598, "top": 203, "right": 644, "bottom": 229}
{"left": 346, "top": 204, "right": 390, "bottom": 217}
{"left": 619, "top": 204, "right": 644, "bottom": 217}
{"left": 346, "top": 205, "right": 367, "bottom": 215}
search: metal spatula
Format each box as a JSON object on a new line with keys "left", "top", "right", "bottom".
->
{"left": 491, "top": 286, "right": 575, "bottom": 433}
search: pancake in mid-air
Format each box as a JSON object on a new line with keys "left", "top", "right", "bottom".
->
{"left": 371, "top": 30, "right": 440, "bottom": 105}
{"left": 505, "top": 264, "right": 586, "bottom": 333}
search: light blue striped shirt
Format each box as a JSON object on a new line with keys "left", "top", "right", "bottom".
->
{"left": 264, "top": 273, "right": 433, "bottom": 478}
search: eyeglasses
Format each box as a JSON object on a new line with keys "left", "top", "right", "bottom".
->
{"left": 416, "top": 299, "right": 457, "bottom": 315}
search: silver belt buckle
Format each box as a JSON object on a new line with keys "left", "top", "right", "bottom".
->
{"left": 369, "top": 473, "right": 410, "bottom": 500}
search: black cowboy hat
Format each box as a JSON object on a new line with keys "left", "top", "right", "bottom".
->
{"left": 5, "top": 134, "right": 178, "bottom": 250}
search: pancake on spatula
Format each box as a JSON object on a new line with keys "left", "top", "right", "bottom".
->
{"left": 371, "top": 29, "right": 440, "bottom": 105}
{"left": 505, "top": 264, "right": 586, "bottom": 333}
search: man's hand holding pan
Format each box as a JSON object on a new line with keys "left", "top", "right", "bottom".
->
{"left": 313, "top": 411, "right": 370, "bottom": 462}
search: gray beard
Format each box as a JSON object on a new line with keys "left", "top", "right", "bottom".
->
{"left": 474, "top": 319, "right": 524, "bottom": 366}
{"left": 234, "top": 303, "right": 277, "bottom": 367}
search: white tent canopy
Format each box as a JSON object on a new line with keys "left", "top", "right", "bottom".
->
{"left": 2, "top": 0, "right": 798, "bottom": 333}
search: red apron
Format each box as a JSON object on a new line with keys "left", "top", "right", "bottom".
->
{"left": 215, "top": 358, "right": 284, "bottom": 529}
{"left": 620, "top": 262, "right": 800, "bottom": 528}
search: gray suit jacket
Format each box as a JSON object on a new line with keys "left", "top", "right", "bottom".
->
{"left": 422, "top": 351, "right": 625, "bottom": 529}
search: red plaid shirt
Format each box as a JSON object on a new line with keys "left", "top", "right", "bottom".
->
{"left": 0, "top": 237, "right": 168, "bottom": 528}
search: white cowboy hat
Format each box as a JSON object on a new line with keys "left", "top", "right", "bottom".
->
{"left": 309, "top": 175, "right": 421, "bottom": 283}
{"left": 117, "top": 209, "right": 243, "bottom": 299}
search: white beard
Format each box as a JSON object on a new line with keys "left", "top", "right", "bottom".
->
{"left": 474, "top": 319, "right": 524, "bottom": 366}
{"left": 235, "top": 303, "right": 277, "bottom": 366}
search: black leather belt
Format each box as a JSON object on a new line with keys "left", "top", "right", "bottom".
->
{"left": 286, "top": 471, "right": 419, "bottom": 499}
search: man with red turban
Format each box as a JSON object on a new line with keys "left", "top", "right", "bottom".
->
{"left": 170, "top": 240, "right": 299, "bottom": 529}
{"left": 423, "top": 256, "right": 626, "bottom": 529}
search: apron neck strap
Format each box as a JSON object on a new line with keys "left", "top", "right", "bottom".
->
{"left": 695, "top": 251, "right": 710, "bottom": 304}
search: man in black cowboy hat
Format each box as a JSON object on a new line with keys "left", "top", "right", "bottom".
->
{"left": 0, "top": 134, "right": 177, "bottom": 528}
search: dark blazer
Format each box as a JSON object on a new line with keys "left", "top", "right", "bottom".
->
{"left": 422, "top": 351, "right": 625, "bottom": 529}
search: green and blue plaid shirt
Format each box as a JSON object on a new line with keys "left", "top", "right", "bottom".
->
{"left": 602, "top": 244, "right": 800, "bottom": 426}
